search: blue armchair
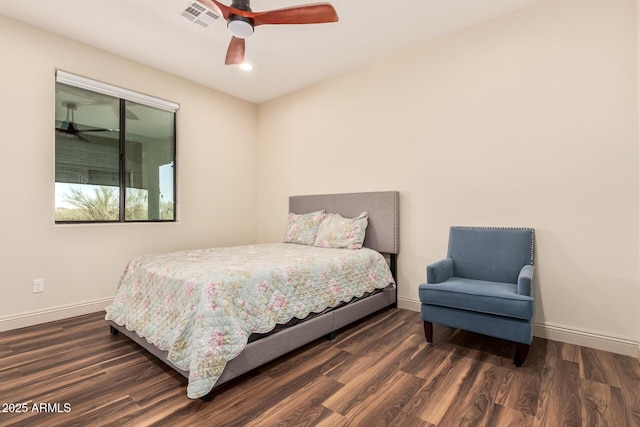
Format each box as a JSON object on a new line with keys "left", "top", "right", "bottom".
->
{"left": 419, "top": 226, "right": 535, "bottom": 366}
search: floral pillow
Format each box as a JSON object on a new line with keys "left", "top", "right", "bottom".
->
{"left": 283, "top": 210, "right": 326, "bottom": 245}
{"left": 314, "top": 211, "right": 369, "bottom": 249}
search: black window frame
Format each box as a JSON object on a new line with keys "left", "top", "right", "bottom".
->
{"left": 54, "top": 71, "right": 178, "bottom": 224}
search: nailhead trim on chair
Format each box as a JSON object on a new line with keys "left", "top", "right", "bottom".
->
{"left": 449, "top": 226, "right": 535, "bottom": 265}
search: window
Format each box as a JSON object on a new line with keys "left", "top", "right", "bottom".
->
{"left": 54, "top": 71, "right": 178, "bottom": 223}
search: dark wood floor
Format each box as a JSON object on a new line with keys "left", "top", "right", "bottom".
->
{"left": 1, "top": 308, "right": 639, "bottom": 427}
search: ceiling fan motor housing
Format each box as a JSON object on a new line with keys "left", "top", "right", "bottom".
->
{"left": 227, "top": 0, "right": 254, "bottom": 38}
{"left": 230, "top": 0, "right": 251, "bottom": 11}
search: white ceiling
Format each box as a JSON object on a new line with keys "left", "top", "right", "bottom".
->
{"left": 0, "top": 0, "right": 542, "bottom": 104}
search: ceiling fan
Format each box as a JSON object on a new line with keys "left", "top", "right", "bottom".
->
{"left": 56, "top": 102, "right": 118, "bottom": 142}
{"left": 198, "top": 0, "right": 339, "bottom": 65}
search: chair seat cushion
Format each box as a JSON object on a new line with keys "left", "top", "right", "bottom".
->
{"left": 419, "top": 277, "right": 533, "bottom": 320}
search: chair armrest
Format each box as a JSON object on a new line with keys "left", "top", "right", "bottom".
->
{"left": 427, "top": 258, "right": 454, "bottom": 284}
{"left": 517, "top": 265, "right": 535, "bottom": 296}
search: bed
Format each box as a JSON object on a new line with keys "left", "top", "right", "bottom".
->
{"left": 106, "top": 191, "right": 399, "bottom": 400}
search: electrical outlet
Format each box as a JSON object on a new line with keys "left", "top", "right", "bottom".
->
{"left": 33, "top": 279, "right": 44, "bottom": 293}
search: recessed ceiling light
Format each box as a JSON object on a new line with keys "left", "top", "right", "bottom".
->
{"left": 240, "top": 63, "right": 253, "bottom": 71}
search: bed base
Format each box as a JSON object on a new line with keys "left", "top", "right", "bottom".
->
{"left": 108, "top": 191, "right": 400, "bottom": 400}
{"left": 109, "top": 284, "right": 396, "bottom": 400}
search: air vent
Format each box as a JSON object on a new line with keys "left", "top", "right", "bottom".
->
{"left": 181, "top": 1, "right": 220, "bottom": 28}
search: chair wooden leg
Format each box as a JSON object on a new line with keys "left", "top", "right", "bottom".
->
{"left": 514, "top": 343, "right": 530, "bottom": 367}
{"left": 423, "top": 321, "right": 433, "bottom": 343}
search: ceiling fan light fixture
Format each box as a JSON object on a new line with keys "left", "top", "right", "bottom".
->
{"left": 228, "top": 17, "right": 254, "bottom": 38}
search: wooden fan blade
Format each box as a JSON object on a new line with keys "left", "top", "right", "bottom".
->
{"left": 225, "top": 37, "right": 245, "bottom": 65}
{"left": 198, "top": 0, "right": 338, "bottom": 25}
{"left": 252, "top": 3, "right": 338, "bottom": 26}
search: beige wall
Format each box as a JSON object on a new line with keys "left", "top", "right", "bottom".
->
{"left": 638, "top": 0, "right": 640, "bottom": 359}
{"left": 1, "top": 0, "right": 638, "bottom": 356}
{"left": 0, "top": 16, "right": 257, "bottom": 329}
{"left": 256, "top": 0, "right": 640, "bottom": 354}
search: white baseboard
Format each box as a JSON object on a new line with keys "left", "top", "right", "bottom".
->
{"left": 0, "top": 297, "right": 114, "bottom": 332}
{"left": 398, "top": 296, "right": 639, "bottom": 358}
{"left": 398, "top": 296, "right": 421, "bottom": 312}
{"left": 534, "top": 321, "right": 639, "bottom": 358}
{"left": 3, "top": 296, "right": 639, "bottom": 360}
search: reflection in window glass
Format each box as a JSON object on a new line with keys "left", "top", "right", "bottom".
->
{"left": 54, "top": 81, "right": 176, "bottom": 223}
{"left": 125, "top": 101, "right": 175, "bottom": 220}
{"left": 55, "top": 84, "right": 121, "bottom": 221}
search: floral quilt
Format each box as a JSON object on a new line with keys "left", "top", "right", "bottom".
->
{"left": 105, "top": 243, "right": 395, "bottom": 398}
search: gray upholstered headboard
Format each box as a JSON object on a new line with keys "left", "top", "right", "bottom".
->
{"left": 289, "top": 191, "right": 399, "bottom": 255}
